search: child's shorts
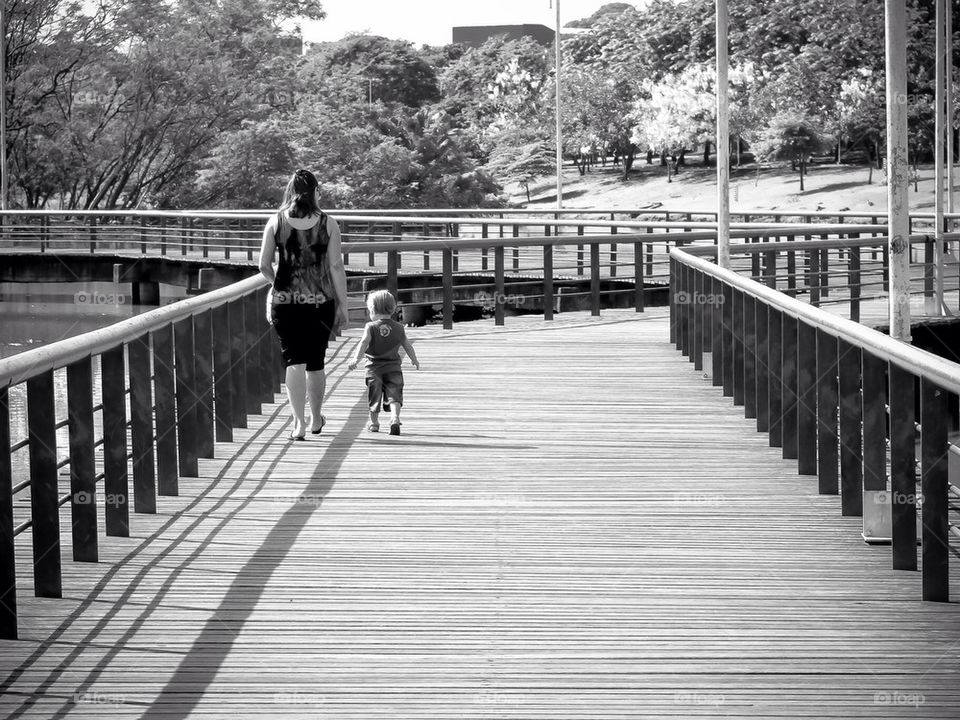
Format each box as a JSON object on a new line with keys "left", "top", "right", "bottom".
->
{"left": 366, "top": 370, "right": 404, "bottom": 411}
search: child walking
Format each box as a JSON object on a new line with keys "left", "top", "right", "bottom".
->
{"left": 347, "top": 290, "right": 420, "bottom": 435}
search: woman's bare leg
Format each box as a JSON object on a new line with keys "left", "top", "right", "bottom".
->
{"left": 306, "top": 369, "right": 326, "bottom": 432}
{"left": 285, "top": 364, "right": 307, "bottom": 437}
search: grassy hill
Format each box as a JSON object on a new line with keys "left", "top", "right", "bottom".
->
{"left": 516, "top": 159, "right": 947, "bottom": 216}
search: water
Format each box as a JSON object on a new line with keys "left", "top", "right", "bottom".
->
{"left": 2, "top": 282, "right": 188, "bottom": 522}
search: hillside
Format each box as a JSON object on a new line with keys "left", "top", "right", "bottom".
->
{"left": 516, "top": 160, "right": 945, "bottom": 215}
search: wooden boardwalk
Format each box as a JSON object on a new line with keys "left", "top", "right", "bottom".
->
{"left": 1, "top": 308, "right": 958, "bottom": 719}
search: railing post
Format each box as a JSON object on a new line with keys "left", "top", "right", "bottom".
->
{"left": 423, "top": 222, "right": 431, "bottom": 271}
{"left": 767, "top": 308, "right": 783, "bottom": 446}
{"left": 861, "top": 352, "right": 889, "bottom": 542}
{"left": 442, "top": 249, "right": 453, "bottom": 330}
{"left": 194, "top": 308, "right": 216, "bottom": 459}
{"left": 837, "top": 340, "right": 864, "bottom": 517}
{"left": 781, "top": 315, "right": 799, "bottom": 460}
{"left": 67, "top": 357, "right": 97, "bottom": 562}
{"left": 452, "top": 223, "right": 460, "bottom": 272}
{"left": 152, "top": 324, "right": 178, "bottom": 495}
{"left": 923, "top": 236, "right": 936, "bottom": 314}
{"left": 609, "top": 224, "right": 618, "bottom": 277}
{"left": 128, "top": 334, "right": 157, "bottom": 513}
{"left": 669, "top": 258, "right": 678, "bottom": 346}
{"left": 100, "top": 346, "right": 130, "bottom": 536}
{"left": 229, "top": 299, "right": 248, "bottom": 429}
{"left": 785, "top": 236, "right": 797, "bottom": 297}
{"left": 181, "top": 217, "right": 189, "bottom": 257}
{"left": 920, "top": 378, "right": 949, "bottom": 601}
{"left": 242, "top": 294, "right": 261, "bottom": 416}
{"left": 89, "top": 214, "right": 97, "bottom": 254}
{"left": 256, "top": 288, "right": 274, "bottom": 405}
{"left": 755, "top": 301, "right": 769, "bottom": 432}
{"left": 175, "top": 316, "right": 199, "bottom": 480}
{"left": 494, "top": 245, "right": 505, "bottom": 326}
{"left": 0, "top": 387, "right": 16, "bottom": 638}
{"left": 763, "top": 248, "right": 777, "bottom": 289}
{"left": 796, "top": 322, "right": 818, "bottom": 475}
{"left": 367, "top": 221, "right": 375, "bottom": 268}
{"left": 577, "top": 225, "right": 585, "bottom": 276}
{"left": 481, "top": 223, "right": 488, "bottom": 271}
{"left": 743, "top": 294, "right": 757, "bottom": 418}
{"left": 732, "top": 289, "right": 745, "bottom": 406}
{"left": 848, "top": 239, "right": 861, "bottom": 323}
{"left": 711, "top": 276, "right": 723, "bottom": 387}
{"left": 40, "top": 214, "right": 49, "bottom": 253}
{"left": 889, "top": 363, "right": 917, "bottom": 570}
{"left": 246, "top": 219, "right": 254, "bottom": 262}
{"left": 645, "top": 227, "right": 654, "bottom": 279}
{"left": 27, "top": 370, "right": 62, "bottom": 598}
{"left": 590, "top": 242, "right": 601, "bottom": 316}
{"left": 387, "top": 251, "right": 399, "bottom": 299}
{"left": 543, "top": 244, "right": 554, "bottom": 320}
{"left": 513, "top": 224, "right": 521, "bottom": 271}
{"left": 634, "top": 241, "right": 645, "bottom": 312}
{"left": 816, "top": 329, "right": 839, "bottom": 494}
{"left": 160, "top": 216, "right": 168, "bottom": 256}
{"left": 213, "top": 303, "right": 234, "bottom": 442}
{"left": 721, "top": 282, "right": 734, "bottom": 397}
{"left": 202, "top": 217, "right": 210, "bottom": 259}
{"left": 392, "top": 222, "right": 402, "bottom": 271}
{"left": 808, "top": 247, "right": 821, "bottom": 307}
{"left": 692, "top": 269, "right": 703, "bottom": 371}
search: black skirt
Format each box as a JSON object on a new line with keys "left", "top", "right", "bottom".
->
{"left": 271, "top": 298, "right": 336, "bottom": 371}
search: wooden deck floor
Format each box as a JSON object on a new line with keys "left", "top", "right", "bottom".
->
{"left": 1, "top": 308, "right": 958, "bottom": 719}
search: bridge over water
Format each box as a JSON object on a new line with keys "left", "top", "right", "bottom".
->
{"left": 0, "top": 210, "right": 958, "bottom": 717}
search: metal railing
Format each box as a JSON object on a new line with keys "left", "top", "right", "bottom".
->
{"left": 0, "top": 274, "right": 278, "bottom": 639}
{"left": 670, "top": 239, "right": 960, "bottom": 602}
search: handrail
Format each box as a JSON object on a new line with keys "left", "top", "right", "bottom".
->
{"left": 0, "top": 274, "right": 268, "bottom": 389}
{"left": 671, "top": 245, "right": 960, "bottom": 396}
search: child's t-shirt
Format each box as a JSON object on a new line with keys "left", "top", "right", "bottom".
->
{"left": 364, "top": 318, "right": 407, "bottom": 375}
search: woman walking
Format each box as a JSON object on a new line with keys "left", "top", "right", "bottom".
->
{"left": 258, "top": 169, "right": 349, "bottom": 440}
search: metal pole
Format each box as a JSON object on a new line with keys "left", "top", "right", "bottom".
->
{"left": 885, "top": 0, "right": 912, "bottom": 341}
{"left": 554, "top": 0, "right": 563, "bottom": 210}
{"left": 0, "top": 3, "right": 7, "bottom": 212}
{"left": 948, "top": 2, "right": 955, "bottom": 224}
{"left": 716, "top": 0, "right": 730, "bottom": 269}
{"left": 934, "top": 0, "right": 946, "bottom": 315}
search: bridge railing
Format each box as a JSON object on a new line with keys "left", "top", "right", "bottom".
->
{"left": 0, "top": 273, "right": 278, "bottom": 639}
{"left": 670, "top": 239, "right": 960, "bottom": 602}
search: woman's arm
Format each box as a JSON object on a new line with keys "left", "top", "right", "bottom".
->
{"left": 326, "top": 216, "right": 351, "bottom": 328}
{"left": 258, "top": 216, "right": 278, "bottom": 283}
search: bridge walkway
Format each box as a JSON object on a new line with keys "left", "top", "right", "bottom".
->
{"left": 0, "top": 309, "right": 958, "bottom": 718}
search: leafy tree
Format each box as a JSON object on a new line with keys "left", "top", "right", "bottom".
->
{"left": 484, "top": 126, "right": 555, "bottom": 202}
{"left": 754, "top": 112, "right": 829, "bottom": 191}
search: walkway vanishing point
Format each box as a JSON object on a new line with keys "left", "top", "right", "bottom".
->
{"left": 1, "top": 308, "right": 958, "bottom": 719}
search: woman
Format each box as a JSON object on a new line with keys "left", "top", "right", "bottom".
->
{"left": 259, "top": 169, "right": 350, "bottom": 440}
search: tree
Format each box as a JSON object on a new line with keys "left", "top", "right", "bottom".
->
{"left": 754, "top": 112, "right": 829, "bottom": 191}
{"left": 484, "top": 127, "right": 555, "bottom": 202}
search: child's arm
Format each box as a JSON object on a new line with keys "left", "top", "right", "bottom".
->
{"left": 400, "top": 336, "right": 420, "bottom": 370}
{"left": 347, "top": 326, "right": 372, "bottom": 371}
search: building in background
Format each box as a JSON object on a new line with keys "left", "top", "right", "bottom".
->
{"left": 452, "top": 24, "right": 555, "bottom": 48}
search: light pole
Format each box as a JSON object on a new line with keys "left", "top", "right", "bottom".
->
{"left": 551, "top": 0, "right": 562, "bottom": 210}
{"left": 716, "top": 0, "right": 730, "bottom": 269}
{"left": 1, "top": 2, "right": 7, "bottom": 212}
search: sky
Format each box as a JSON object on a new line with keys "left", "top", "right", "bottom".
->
{"left": 300, "top": 1, "right": 640, "bottom": 48}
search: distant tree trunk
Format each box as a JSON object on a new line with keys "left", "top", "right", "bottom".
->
{"left": 836, "top": 141, "right": 842, "bottom": 164}
{"left": 667, "top": 158, "right": 673, "bottom": 183}
{"left": 736, "top": 135, "right": 741, "bottom": 166}
{"left": 868, "top": 163, "right": 873, "bottom": 184}
{"left": 646, "top": 149, "right": 653, "bottom": 164}
{"left": 621, "top": 146, "right": 635, "bottom": 180}
{"left": 703, "top": 140, "right": 711, "bottom": 165}
{"left": 875, "top": 139, "right": 883, "bottom": 169}
{"left": 799, "top": 154, "right": 806, "bottom": 191}
{"left": 524, "top": 181, "right": 531, "bottom": 203}
{"left": 660, "top": 149, "right": 668, "bottom": 166}
{"left": 676, "top": 148, "right": 686, "bottom": 167}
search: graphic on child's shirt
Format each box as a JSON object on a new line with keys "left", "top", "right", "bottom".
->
{"left": 379, "top": 325, "right": 391, "bottom": 337}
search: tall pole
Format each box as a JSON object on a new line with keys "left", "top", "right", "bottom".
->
{"left": 934, "top": 0, "right": 946, "bottom": 315}
{"left": 554, "top": 0, "right": 562, "bottom": 210}
{"left": 0, "top": 3, "right": 7, "bottom": 212}
{"left": 948, "top": 2, "right": 954, "bottom": 224}
{"left": 716, "top": 0, "right": 730, "bottom": 269}
{"left": 886, "top": 0, "right": 912, "bottom": 341}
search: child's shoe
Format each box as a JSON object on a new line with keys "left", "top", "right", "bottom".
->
{"left": 389, "top": 421, "right": 401, "bottom": 436}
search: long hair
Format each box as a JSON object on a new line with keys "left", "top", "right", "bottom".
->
{"left": 281, "top": 169, "right": 320, "bottom": 218}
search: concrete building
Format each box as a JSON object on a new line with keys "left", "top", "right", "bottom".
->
{"left": 452, "top": 24, "right": 555, "bottom": 48}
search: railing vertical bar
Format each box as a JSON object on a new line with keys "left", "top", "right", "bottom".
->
{"left": 732, "top": 288, "right": 745, "bottom": 406}
{"left": 838, "top": 340, "right": 864, "bottom": 517}
{"left": 256, "top": 288, "right": 274, "bottom": 405}
{"left": 590, "top": 242, "right": 601, "bottom": 317}
{"left": 721, "top": 282, "right": 734, "bottom": 397}
{"left": 634, "top": 241, "right": 645, "bottom": 312}
{"left": 710, "top": 276, "right": 723, "bottom": 388}
{"left": 669, "top": 259, "right": 678, "bottom": 346}
{"left": 229, "top": 299, "right": 248, "bottom": 430}
{"left": 387, "top": 251, "right": 399, "bottom": 299}
{"left": 743, "top": 294, "right": 757, "bottom": 418}
{"left": 27, "top": 370, "right": 62, "bottom": 597}
{"left": 816, "top": 329, "right": 839, "bottom": 494}
{"left": 193, "top": 308, "right": 215, "bottom": 459}
{"left": 781, "top": 315, "right": 799, "bottom": 460}
{"left": 785, "top": 236, "right": 797, "bottom": 296}
{"left": 175, "top": 316, "right": 199, "bottom": 481}
{"left": 920, "top": 377, "right": 949, "bottom": 601}
{"left": 442, "top": 249, "right": 453, "bottom": 330}
{"left": 543, "top": 245, "right": 554, "bottom": 321}
{"left": 796, "top": 322, "right": 818, "bottom": 475}
{"left": 577, "top": 225, "right": 585, "bottom": 276}
{"left": 494, "top": 246, "right": 505, "bottom": 327}
{"left": 889, "top": 363, "right": 917, "bottom": 571}
{"left": 755, "top": 301, "right": 769, "bottom": 432}
{"left": 66, "top": 357, "right": 97, "bottom": 562}
{"left": 767, "top": 308, "right": 783, "bottom": 446}
{"left": 242, "top": 294, "right": 261, "bottom": 417}
{"left": 213, "top": 303, "right": 234, "bottom": 442}
{"left": 0, "top": 387, "right": 16, "bottom": 638}
{"left": 861, "top": 352, "right": 887, "bottom": 493}
{"left": 692, "top": 269, "right": 703, "bottom": 371}
{"left": 152, "top": 324, "right": 178, "bottom": 494}
{"left": 100, "top": 346, "right": 130, "bottom": 536}
{"left": 128, "top": 334, "right": 157, "bottom": 513}
{"left": 848, "top": 240, "right": 861, "bottom": 323}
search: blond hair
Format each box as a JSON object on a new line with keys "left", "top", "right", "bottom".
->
{"left": 367, "top": 289, "right": 397, "bottom": 316}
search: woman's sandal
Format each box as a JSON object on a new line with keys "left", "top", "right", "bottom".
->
{"left": 310, "top": 415, "right": 327, "bottom": 435}
{"left": 367, "top": 422, "right": 380, "bottom": 433}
